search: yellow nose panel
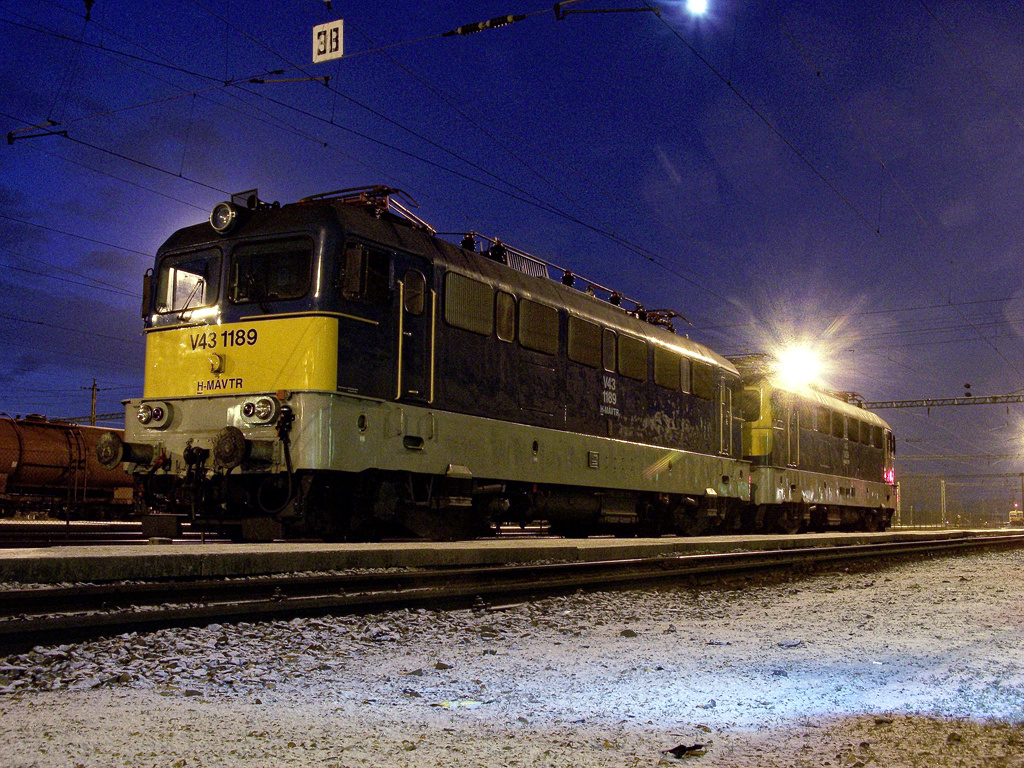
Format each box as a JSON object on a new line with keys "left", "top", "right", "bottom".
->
{"left": 143, "top": 315, "right": 339, "bottom": 398}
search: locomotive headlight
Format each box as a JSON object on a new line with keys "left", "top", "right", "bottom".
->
{"left": 210, "top": 201, "right": 242, "bottom": 235}
{"left": 241, "top": 396, "right": 279, "bottom": 424}
{"left": 136, "top": 401, "right": 173, "bottom": 429}
{"left": 254, "top": 397, "right": 275, "bottom": 420}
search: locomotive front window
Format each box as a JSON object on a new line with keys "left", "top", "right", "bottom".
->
{"left": 738, "top": 389, "right": 762, "bottom": 422}
{"left": 155, "top": 248, "right": 221, "bottom": 313}
{"left": 229, "top": 238, "right": 312, "bottom": 304}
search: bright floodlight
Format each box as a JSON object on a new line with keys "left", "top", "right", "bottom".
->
{"left": 775, "top": 345, "right": 822, "bottom": 389}
{"left": 687, "top": 0, "right": 709, "bottom": 14}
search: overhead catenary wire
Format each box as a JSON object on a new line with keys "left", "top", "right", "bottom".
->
{"left": 7, "top": 0, "right": 723, "bottom": 312}
{"left": 644, "top": 0, "right": 1024, "bottom": 385}
{"left": 0, "top": 0, "right": 1019, "bottom": 483}
{"left": 191, "top": 0, "right": 732, "bottom": 312}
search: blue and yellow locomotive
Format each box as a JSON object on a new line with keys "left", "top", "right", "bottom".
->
{"left": 98, "top": 186, "right": 895, "bottom": 539}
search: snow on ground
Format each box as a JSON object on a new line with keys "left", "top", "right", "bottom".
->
{"left": 2, "top": 548, "right": 1024, "bottom": 766}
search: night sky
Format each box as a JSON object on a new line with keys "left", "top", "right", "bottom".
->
{"left": 2, "top": 0, "right": 1023, "bottom": 511}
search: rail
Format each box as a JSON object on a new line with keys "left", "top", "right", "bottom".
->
{"left": 2, "top": 533, "right": 1023, "bottom": 654}
{"left": 0, "top": 520, "right": 228, "bottom": 548}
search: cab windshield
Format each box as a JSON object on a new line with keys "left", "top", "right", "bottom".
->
{"left": 229, "top": 237, "right": 313, "bottom": 305}
{"left": 155, "top": 248, "right": 221, "bottom": 313}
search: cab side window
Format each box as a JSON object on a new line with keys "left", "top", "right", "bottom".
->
{"left": 403, "top": 269, "right": 426, "bottom": 315}
{"left": 342, "top": 241, "right": 390, "bottom": 304}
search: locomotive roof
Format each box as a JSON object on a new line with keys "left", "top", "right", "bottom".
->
{"left": 159, "top": 191, "right": 737, "bottom": 375}
{"left": 769, "top": 381, "right": 892, "bottom": 430}
{"left": 323, "top": 199, "right": 741, "bottom": 377}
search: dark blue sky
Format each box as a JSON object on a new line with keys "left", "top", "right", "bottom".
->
{"left": 3, "top": 0, "right": 1024, "bottom": 508}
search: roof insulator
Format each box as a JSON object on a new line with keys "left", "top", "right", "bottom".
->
{"left": 443, "top": 14, "right": 527, "bottom": 36}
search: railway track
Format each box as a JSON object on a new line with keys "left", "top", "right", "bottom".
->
{"left": 0, "top": 521, "right": 229, "bottom": 548}
{"left": 0, "top": 520, "right": 549, "bottom": 548}
{"left": 3, "top": 532, "right": 1024, "bottom": 655}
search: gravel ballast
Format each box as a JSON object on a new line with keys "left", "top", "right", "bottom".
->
{"left": 2, "top": 548, "right": 1024, "bottom": 766}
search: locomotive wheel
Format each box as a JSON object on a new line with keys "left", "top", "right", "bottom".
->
{"left": 862, "top": 509, "right": 887, "bottom": 533}
{"left": 771, "top": 506, "right": 804, "bottom": 535}
{"left": 676, "top": 511, "right": 711, "bottom": 537}
{"left": 400, "top": 504, "right": 489, "bottom": 541}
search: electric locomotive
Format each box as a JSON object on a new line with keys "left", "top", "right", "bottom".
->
{"left": 97, "top": 185, "right": 895, "bottom": 539}
{"left": 734, "top": 367, "right": 895, "bottom": 533}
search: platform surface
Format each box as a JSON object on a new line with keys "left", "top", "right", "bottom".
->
{"left": 0, "top": 528, "right": 1018, "bottom": 584}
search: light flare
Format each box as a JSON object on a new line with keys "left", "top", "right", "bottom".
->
{"left": 774, "top": 344, "right": 825, "bottom": 390}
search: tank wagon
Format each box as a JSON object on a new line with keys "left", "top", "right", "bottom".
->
{"left": 0, "top": 416, "right": 135, "bottom": 519}
{"left": 97, "top": 185, "right": 896, "bottom": 539}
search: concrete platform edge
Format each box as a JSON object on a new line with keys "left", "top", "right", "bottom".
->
{"left": 0, "top": 529, "right": 1018, "bottom": 584}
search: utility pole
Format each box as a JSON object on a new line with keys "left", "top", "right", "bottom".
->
{"left": 81, "top": 379, "right": 106, "bottom": 426}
